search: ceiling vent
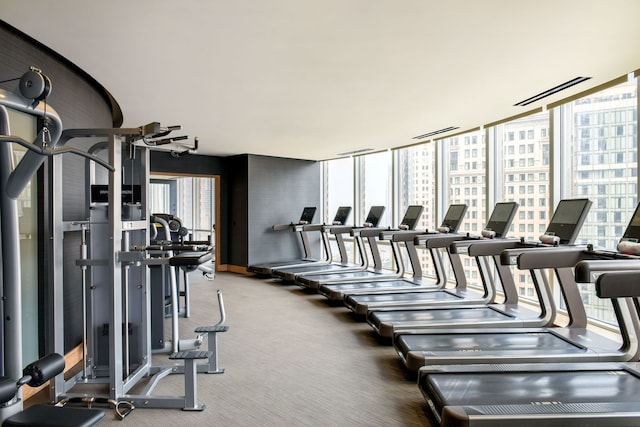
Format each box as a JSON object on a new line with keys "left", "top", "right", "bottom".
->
{"left": 514, "top": 77, "right": 591, "bottom": 106}
{"left": 412, "top": 126, "right": 459, "bottom": 140}
{"left": 337, "top": 148, "right": 374, "bottom": 156}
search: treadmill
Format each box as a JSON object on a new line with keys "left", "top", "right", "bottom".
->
{"left": 316, "top": 204, "right": 467, "bottom": 301}
{"left": 418, "top": 265, "right": 640, "bottom": 427}
{"left": 247, "top": 207, "right": 326, "bottom": 275}
{"left": 367, "top": 198, "right": 592, "bottom": 339}
{"left": 295, "top": 205, "right": 425, "bottom": 291}
{"left": 394, "top": 202, "right": 640, "bottom": 373}
{"left": 344, "top": 202, "right": 518, "bottom": 315}
{"left": 270, "top": 206, "right": 383, "bottom": 281}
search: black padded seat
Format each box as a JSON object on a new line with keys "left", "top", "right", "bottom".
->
{"left": 3, "top": 405, "right": 104, "bottom": 427}
{"left": 168, "top": 251, "right": 212, "bottom": 267}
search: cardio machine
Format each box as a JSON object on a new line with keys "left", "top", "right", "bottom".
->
{"left": 344, "top": 202, "right": 518, "bottom": 315}
{"left": 270, "top": 206, "right": 364, "bottom": 280}
{"left": 292, "top": 206, "right": 389, "bottom": 291}
{"left": 418, "top": 265, "right": 640, "bottom": 426}
{"left": 394, "top": 201, "right": 640, "bottom": 373}
{"left": 317, "top": 205, "right": 469, "bottom": 302}
{"left": 247, "top": 207, "right": 329, "bottom": 276}
{"left": 295, "top": 205, "right": 426, "bottom": 291}
{"left": 367, "top": 198, "right": 592, "bottom": 339}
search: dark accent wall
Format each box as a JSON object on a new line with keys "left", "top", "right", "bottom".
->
{"left": 246, "top": 155, "right": 321, "bottom": 266}
{"left": 151, "top": 153, "right": 321, "bottom": 268}
{"left": 0, "top": 22, "right": 119, "bottom": 354}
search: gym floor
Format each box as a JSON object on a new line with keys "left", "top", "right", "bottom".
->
{"left": 40, "top": 271, "right": 433, "bottom": 426}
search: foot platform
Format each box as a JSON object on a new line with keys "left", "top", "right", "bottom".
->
{"left": 194, "top": 290, "right": 229, "bottom": 374}
{"left": 169, "top": 350, "right": 213, "bottom": 411}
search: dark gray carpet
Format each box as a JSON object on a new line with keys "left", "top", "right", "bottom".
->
{"left": 72, "top": 271, "right": 434, "bottom": 426}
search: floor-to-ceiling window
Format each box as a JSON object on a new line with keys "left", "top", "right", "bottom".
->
{"left": 557, "top": 77, "right": 638, "bottom": 324}
{"left": 396, "top": 143, "right": 435, "bottom": 275}
{"left": 440, "top": 129, "right": 487, "bottom": 287}
{"left": 321, "top": 72, "right": 639, "bottom": 330}
{"left": 490, "top": 110, "right": 550, "bottom": 301}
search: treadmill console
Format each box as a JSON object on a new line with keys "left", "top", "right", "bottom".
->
{"left": 543, "top": 198, "right": 592, "bottom": 245}
{"left": 331, "top": 206, "right": 352, "bottom": 225}
{"left": 298, "top": 207, "right": 317, "bottom": 224}
{"left": 437, "top": 204, "right": 468, "bottom": 233}
{"left": 617, "top": 202, "right": 640, "bottom": 254}
{"left": 483, "top": 202, "right": 518, "bottom": 238}
{"left": 589, "top": 202, "right": 640, "bottom": 257}
{"left": 399, "top": 205, "right": 424, "bottom": 230}
{"left": 363, "top": 206, "right": 385, "bottom": 227}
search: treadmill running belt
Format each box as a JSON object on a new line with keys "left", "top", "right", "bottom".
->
{"left": 424, "top": 369, "right": 640, "bottom": 408}
{"left": 399, "top": 331, "right": 585, "bottom": 354}
{"left": 370, "top": 306, "right": 513, "bottom": 324}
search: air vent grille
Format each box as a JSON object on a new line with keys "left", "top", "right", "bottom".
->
{"left": 337, "top": 148, "right": 374, "bottom": 156}
{"left": 412, "top": 126, "right": 459, "bottom": 140}
{"left": 514, "top": 77, "right": 591, "bottom": 106}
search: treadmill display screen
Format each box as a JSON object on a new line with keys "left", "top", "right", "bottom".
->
{"left": 332, "top": 206, "right": 352, "bottom": 225}
{"left": 365, "top": 206, "right": 385, "bottom": 227}
{"left": 621, "top": 203, "right": 640, "bottom": 241}
{"left": 441, "top": 204, "right": 468, "bottom": 233}
{"left": 484, "top": 202, "right": 518, "bottom": 237}
{"left": 299, "top": 207, "right": 317, "bottom": 223}
{"left": 545, "top": 199, "right": 591, "bottom": 244}
{"left": 400, "top": 205, "right": 424, "bottom": 230}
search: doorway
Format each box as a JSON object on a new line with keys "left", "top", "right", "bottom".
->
{"left": 149, "top": 174, "right": 220, "bottom": 271}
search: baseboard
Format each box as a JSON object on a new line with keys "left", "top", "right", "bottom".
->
{"left": 224, "top": 264, "right": 252, "bottom": 275}
{"left": 24, "top": 343, "right": 84, "bottom": 401}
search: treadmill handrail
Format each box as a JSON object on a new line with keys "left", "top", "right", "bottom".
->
{"left": 463, "top": 239, "right": 522, "bottom": 257}
{"left": 597, "top": 271, "right": 640, "bottom": 298}
{"left": 300, "top": 223, "right": 324, "bottom": 232}
{"left": 324, "top": 224, "right": 355, "bottom": 234}
{"left": 423, "top": 233, "right": 467, "bottom": 249}
{"left": 575, "top": 259, "right": 640, "bottom": 283}
{"left": 354, "top": 227, "right": 389, "bottom": 238}
{"left": 515, "top": 246, "right": 589, "bottom": 269}
{"left": 381, "top": 230, "right": 429, "bottom": 242}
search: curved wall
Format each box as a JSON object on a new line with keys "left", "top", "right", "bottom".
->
{"left": 0, "top": 21, "right": 120, "bottom": 353}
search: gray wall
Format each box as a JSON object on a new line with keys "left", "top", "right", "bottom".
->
{"left": 246, "top": 155, "right": 321, "bottom": 266}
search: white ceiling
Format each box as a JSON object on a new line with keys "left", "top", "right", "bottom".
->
{"left": 3, "top": 0, "right": 640, "bottom": 160}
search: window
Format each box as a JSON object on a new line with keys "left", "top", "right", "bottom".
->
{"left": 559, "top": 77, "right": 638, "bottom": 325}
{"left": 6, "top": 109, "right": 39, "bottom": 364}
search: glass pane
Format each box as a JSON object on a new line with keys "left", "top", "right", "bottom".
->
{"left": 562, "top": 77, "right": 638, "bottom": 325}
{"left": 359, "top": 151, "right": 392, "bottom": 228}
{"left": 397, "top": 144, "right": 435, "bottom": 231}
{"left": 359, "top": 151, "right": 393, "bottom": 268}
{"left": 324, "top": 157, "right": 354, "bottom": 223}
{"left": 442, "top": 130, "right": 486, "bottom": 287}
{"left": 149, "top": 182, "right": 170, "bottom": 214}
{"left": 500, "top": 110, "right": 551, "bottom": 302}
{"left": 192, "top": 177, "right": 214, "bottom": 242}
{"left": 396, "top": 144, "right": 436, "bottom": 277}
{"left": 443, "top": 130, "right": 486, "bottom": 233}
{"left": 7, "top": 109, "right": 39, "bottom": 364}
